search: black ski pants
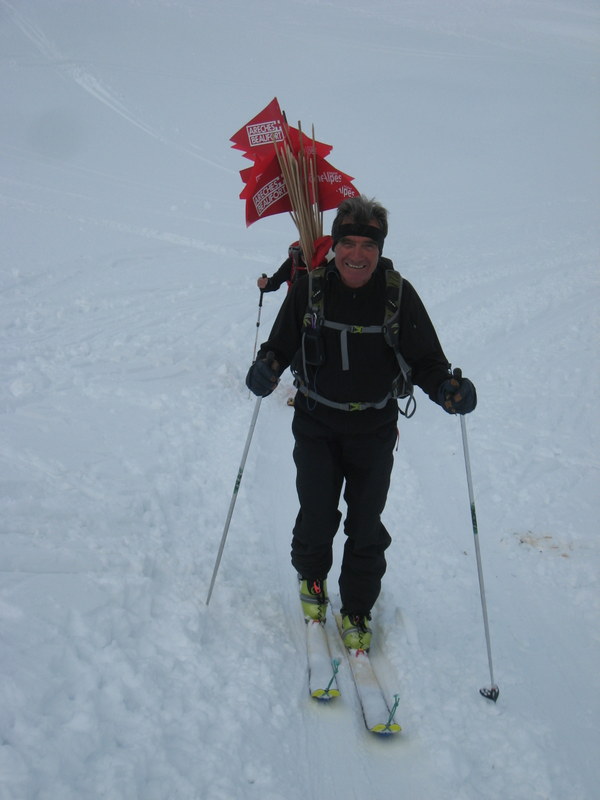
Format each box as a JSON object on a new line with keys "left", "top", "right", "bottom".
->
{"left": 290, "top": 410, "right": 396, "bottom": 615}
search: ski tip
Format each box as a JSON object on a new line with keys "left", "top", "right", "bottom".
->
{"left": 370, "top": 722, "right": 402, "bottom": 735}
{"left": 311, "top": 688, "right": 341, "bottom": 701}
{"left": 480, "top": 685, "right": 500, "bottom": 702}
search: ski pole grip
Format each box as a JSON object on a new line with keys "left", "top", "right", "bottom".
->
{"left": 265, "top": 350, "right": 280, "bottom": 374}
{"left": 453, "top": 367, "right": 462, "bottom": 382}
{"left": 258, "top": 274, "right": 267, "bottom": 306}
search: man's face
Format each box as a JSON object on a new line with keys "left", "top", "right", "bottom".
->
{"left": 334, "top": 219, "right": 381, "bottom": 288}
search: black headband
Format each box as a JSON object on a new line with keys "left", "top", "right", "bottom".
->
{"left": 333, "top": 223, "right": 385, "bottom": 252}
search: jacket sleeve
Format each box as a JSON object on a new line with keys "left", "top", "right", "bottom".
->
{"left": 264, "top": 258, "right": 292, "bottom": 292}
{"left": 256, "top": 276, "right": 308, "bottom": 371}
{"left": 399, "top": 280, "right": 452, "bottom": 401}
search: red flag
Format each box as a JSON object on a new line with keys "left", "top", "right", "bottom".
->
{"left": 286, "top": 126, "right": 333, "bottom": 160}
{"left": 312, "top": 156, "right": 359, "bottom": 210}
{"left": 243, "top": 155, "right": 293, "bottom": 226}
{"left": 231, "top": 100, "right": 359, "bottom": 228}
{"left": 231, "top": 98, "right": 334, "bottom": 162}
{"left": 238, "top": 153, "right": 272, "bottom": 197}
{"left": 238, "top": 164, "right": 256, "bottom": 191}
{"left": 230, "top": 98, "right": 287, "bottom": 159}
{"left": 311, "top": 235, "right": 334, "bottom": 267}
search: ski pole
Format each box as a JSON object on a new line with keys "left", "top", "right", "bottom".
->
{"left": 248, "top": 277, "right": 267, "bottom": 399}
{"left": 387, "top": 694, "right": 400, "bottom": 727}
{"left": 206, "top": 396, "right": 262, "bottom": 606}
{"left": 455, "top": 377, "right": 499, "bottom": 702}
{"left": 325, "top": 659, "right": 340, "bottom": 694}
{"left": 251, "top": 276, "right": 267, "bottom": 364}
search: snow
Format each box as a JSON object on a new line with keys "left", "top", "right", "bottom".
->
{"left": 1, "top": 0, "right": 598, "bottom": 797}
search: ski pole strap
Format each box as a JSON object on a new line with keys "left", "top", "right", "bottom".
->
{"left": 326, "top": 658, "right": 340, "bottom": 692}
{"left": 387, "top": 694, "right": 400, "bottom": 727}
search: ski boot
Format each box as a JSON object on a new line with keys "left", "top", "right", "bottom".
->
{"left": 299, "top": 578, "right": 328, "bottom": 622}
{"left": 341, "top": 613, "right": 372, "bottom": 651}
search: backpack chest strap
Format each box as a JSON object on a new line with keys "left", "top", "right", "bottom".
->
{"left": 321, "top": 320, "right": 384, "bottom": 371}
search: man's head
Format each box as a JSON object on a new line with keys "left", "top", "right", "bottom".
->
{"left": 331, "top": 196, "right": 388, "bottom": 288}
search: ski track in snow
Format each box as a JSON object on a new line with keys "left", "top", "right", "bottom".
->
{"left": 0, "top": 0, "right": 598, "bottom": 798}
{"left": 0, "top": 190, "right": 247, "bottom": 258}
{"left": 0, "top": 0, "right": 233, "bottom": 175}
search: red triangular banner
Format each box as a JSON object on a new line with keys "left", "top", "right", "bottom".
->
{"left": 243, "top": 155, "right": 292, "bottom": 226}
{"left": 238, "top": 153, "right": 273, "bottom": 198}
{"left": 230, "top": 97, "right": 334, "bottom": 164}
{"left": 312, "top": 156, "right": 359, "bottom": 210}
{"left": 286, "top": 126, "right": 333, "bottom": 160}
{"left": 231, "top": 99, "right": 360, "bottom": 228}
{"left": 230, "top": 98, "right": 287, "bottom": 160}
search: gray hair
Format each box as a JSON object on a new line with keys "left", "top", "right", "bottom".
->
{"left": 331, "top": 195, "right": 389, "bottom": 240}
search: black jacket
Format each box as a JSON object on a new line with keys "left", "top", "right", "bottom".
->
{"left": 258, "top": 260, "right": 451, "bottom": 429}
{"left": 262, "top": 258, "right": 292, "bottom": 292}
{"left": 263, "top": 255, "right": 308, "bottom": 292}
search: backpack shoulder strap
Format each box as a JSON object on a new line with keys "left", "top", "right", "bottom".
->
{"left": 383, "top": 268, "right": 403, "bottom": 338}
{"left": 307, "top": 265, "right": 326, "bottom": 314}
{"left": 382, "top": 268, "right": 416, "bottom": 417}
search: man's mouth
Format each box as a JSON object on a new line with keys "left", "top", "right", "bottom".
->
{"left": 345, "top": 262, "right": 365, "bottom": 270}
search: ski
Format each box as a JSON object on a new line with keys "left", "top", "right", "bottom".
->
{"left": 306, "top": 619, "right": 341, "bottom": 701}
{"left": 335, "top": 614, "right": 401, "bottom": 735}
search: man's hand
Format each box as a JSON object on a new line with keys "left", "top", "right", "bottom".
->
{"left": 245, "top": 351, "right": 280, "bottom": 397}
{"left": 438, "top": 369, "right": 477, "bottom": 415}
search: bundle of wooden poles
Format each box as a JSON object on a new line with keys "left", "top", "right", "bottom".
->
{"left": 274, "top": 121, "right": 322, "bottom": 268}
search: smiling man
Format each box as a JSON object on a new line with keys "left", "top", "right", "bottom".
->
{"left": 333, "top": 229, "right": 381, "bottom": 288}
{"left": 245, "top": 195, "right": 477, "bottom": 650}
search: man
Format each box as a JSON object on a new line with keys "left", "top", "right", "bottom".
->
{"left": 256, "top": 245, "right": 299, "bottom": 293}
{"left": 256, "top": 237, "right": 334, "bottom": 292}
{"left": 246, "top": 196, "right": 476, "bottom": 650}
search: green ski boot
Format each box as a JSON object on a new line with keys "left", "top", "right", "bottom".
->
{"left": 341, "top": 613, "right": 372, "bottom": 651}
{"left": 299, "top": 578, "right": 328, "bottom": 622}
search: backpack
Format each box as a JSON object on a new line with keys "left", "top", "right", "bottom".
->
{"left": 292, "top": 262, "right": 416, "bottom": 418}
{"left": 287, "top": 236, "right": 334, "bottom": 287}
{"left": 288, "top": 244, "right": 306, "bottom": 285}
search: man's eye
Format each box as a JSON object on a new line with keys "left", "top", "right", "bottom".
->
{"left": 340, "top": 239, "right": 377, "bottom": 250}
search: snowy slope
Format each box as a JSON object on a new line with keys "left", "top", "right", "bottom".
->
{"left": 1, "top": 1, "right": 599, "bottom": 798}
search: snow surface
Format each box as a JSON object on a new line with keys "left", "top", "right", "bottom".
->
{"left": 1, "top": 0, "right": 599, "bottom": 798}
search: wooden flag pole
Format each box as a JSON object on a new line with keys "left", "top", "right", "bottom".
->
{"left": 274, "top": 116, "right": 323, "bottom": 269}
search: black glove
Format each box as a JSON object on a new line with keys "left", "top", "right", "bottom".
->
{"left": 437, "top": 370, "right": 477, "bottom": 415}
{"left": 245, "top": 352, "right": 280, "bottom": 397}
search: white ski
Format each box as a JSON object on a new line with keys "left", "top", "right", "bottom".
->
{"left": 306, "top": 619, "right": 340, "bottom": 701}
{"left": 335, "top": 615, "right": 401, "bottom": 735}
